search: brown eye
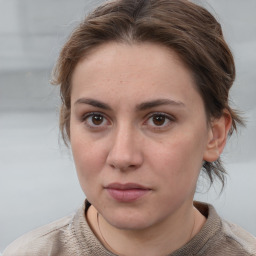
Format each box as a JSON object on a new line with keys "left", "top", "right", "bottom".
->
{"left": 152, "top": 115, "right": 166, "bottom": 126}
{"left": 91, "top": 114, "right": 104, "bottom": 125}
{"left": 83, "top": 113, "right": 109, "bottom": 129}
{"left": 145, "top": 113, "right": 174, "bottom": 130}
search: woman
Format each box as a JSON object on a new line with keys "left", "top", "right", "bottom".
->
{"left": 3, "top": 0, "right": 256, "bottom": 255}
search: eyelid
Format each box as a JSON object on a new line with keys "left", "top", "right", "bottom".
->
{"left": 145, "top": 112, "right": 175, "bottom": 121}
{"left": 144, "top": 112, "right": 175, "bottom": 129}
{"left": 81, "top": 111, "right": 111, "bottom": 129}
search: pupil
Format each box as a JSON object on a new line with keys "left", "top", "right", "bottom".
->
{"left": 153, "top": 115, "right": 165, "bottom": 126}
{"left": 92, "top": 115, "right": 103, "bottom": 125}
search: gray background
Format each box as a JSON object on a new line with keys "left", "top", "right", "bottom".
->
{"left": 0, "top": 0, "right": 255, "bottom": 252}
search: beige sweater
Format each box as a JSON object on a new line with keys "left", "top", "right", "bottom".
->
{"left": 3, "top": 201, "right": 256, "bottom": 256}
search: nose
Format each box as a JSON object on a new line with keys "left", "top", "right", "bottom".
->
{"left": 106, "top": 125, "right": 143, "bottom": 171}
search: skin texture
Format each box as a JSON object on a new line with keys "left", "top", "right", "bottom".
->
{"left": 70, "top": 42, "right": 231, "bottom": 256}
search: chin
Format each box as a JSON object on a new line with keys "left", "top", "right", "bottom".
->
{"left": 103, "top": 209, "right": 154, "bottom": 231}
{"left": 111, "top": 219, "right": 150, "bottom": 231}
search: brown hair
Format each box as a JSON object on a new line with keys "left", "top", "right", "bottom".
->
{"left": 52, "top": 0, "right": 244, "bottom": 188}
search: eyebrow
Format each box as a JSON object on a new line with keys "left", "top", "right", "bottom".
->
{"left": 75, "top": 98, "right": 112, "bottom": 110}
{"left": 74, "top": 98, "right": 185, "bottom": 111}
{"left": 136, "top": 99, "right": 185, "bottom": 111}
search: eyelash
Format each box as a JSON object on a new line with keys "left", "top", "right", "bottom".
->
{"left": 144, "top": 112, "right": 175, "bottom": 130}
{"left": 82, "top": 112, "right": 110, "bottom": 130}
{"left": 81, "top": 112, "right": 175, "bottom": 131}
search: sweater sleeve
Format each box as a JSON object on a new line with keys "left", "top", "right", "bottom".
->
{"left": 2, "top": 216, "right": 72, "bottom": 256}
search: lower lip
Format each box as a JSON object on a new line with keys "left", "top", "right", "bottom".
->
{"left": 106, "top": 188, "right": 150, "bottom": 202}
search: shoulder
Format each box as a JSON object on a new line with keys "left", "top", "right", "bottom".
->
{"left": 2, "top": 201, "right": 108, "bottom": 256}
{"left": 220, "top": 219, "right": 256, "bottom": 255}
{"left": 2, "top": 214, "right": 73, "bottom": 256}
{"left": 193, "top": 202, "right": 256, "bottom": 256}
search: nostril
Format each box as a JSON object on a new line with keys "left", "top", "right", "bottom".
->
{"left": 110, "top": 163, "right": 117, "bottom": 169}
{"left": 109, "top": 161, "right": 138, "bottom": 171}
{"left": 106, "top": 135, "right": 143, "bottom": 170}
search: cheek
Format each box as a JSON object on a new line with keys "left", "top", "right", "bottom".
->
{"left": 149, "top": 131, "right": 206, "bottom": 189}
{"left": 70, "top": 127, "right": 107, "bottom": 190}
{"left": 71, "top": 142, "right": 105, "bottom": 199}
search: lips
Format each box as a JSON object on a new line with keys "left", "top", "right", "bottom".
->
{"left": 105, "top": 183, "right": 151, "bottom": 202}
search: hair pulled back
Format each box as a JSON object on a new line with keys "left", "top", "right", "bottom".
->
{"left": 53, "top": 0, "right": 244, "bottom": 188}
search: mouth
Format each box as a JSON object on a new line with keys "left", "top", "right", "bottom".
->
{"left": 104, "top": 183, "right": 152, "bottom": 202}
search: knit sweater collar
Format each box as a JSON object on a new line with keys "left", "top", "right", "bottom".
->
{"left": 71, "top": 200, "right": 221, "bottom": 256}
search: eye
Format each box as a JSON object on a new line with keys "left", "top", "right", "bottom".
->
{"left": 82, "top": 112, "right": 110, "bottom": 129}
{"left": 145, "top": 113, "right": 174, "bottom": 129}
{"left": 151, "top": 115, "right": 167, "bottom": 126}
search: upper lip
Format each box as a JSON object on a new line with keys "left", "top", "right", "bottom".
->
{"left": 105, "top": 183, "right": 150, "bottom": 190}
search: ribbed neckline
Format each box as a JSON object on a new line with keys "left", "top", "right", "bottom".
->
{"left": 71, "top": 200, "right": 222, "bottom": 256}
{"left": 72, "top": 200, "right": 116, "bottom": 256}
{"left": 170, "top": 201, "right": 222, "bottom": 256}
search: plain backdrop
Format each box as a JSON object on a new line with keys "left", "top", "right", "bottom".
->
{"left": 0, "top": 0, "right": 256, "bottom": 252}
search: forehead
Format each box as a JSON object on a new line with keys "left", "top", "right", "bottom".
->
{"left": 71, "top": 42, "right": 202, "bottom": 108}
{"left": 73, "top": 42, "right": 189, "bottom": 81}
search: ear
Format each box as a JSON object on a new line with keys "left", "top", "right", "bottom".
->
{"left": 203, "top": 110, "right": 232, "bottom": 162}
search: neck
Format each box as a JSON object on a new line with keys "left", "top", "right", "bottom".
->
{"left": 87, "top": 203, "right": 206, "bottom": 256}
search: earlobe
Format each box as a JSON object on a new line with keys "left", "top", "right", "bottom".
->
{"left": 203, "top": 110, "right": 232, "bottom": 162}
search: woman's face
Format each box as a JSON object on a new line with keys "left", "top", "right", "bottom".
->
{"left": 70, "top": 42, "right": 213, "bottom": 230}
